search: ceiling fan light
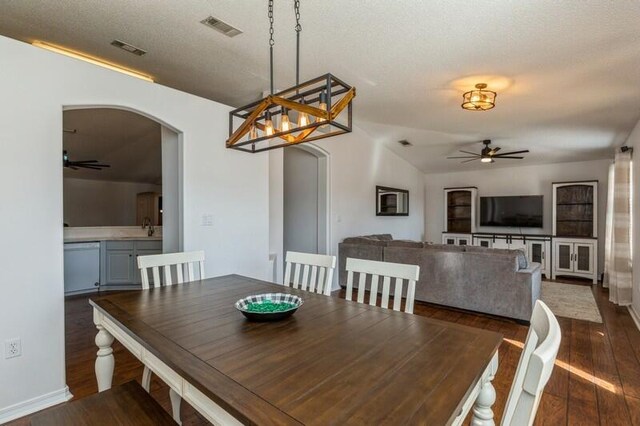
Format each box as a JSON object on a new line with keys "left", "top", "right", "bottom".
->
{"left": 481, "top": 157, "right": 493, "bottom": 163}
{"left": 461, "top": 83, "right": 496, "bottom": 111}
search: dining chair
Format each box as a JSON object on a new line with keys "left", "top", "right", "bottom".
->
{"left": 283, "top": 251, "right": 337, "bottom": 296}
{"left": 137, "top": 250, "right": 205, "bottom": 424}
{"left": 138, "top": 250, "right": 205, "bottom": 289}
{"left": 501, "top": 300, "right": 561, "bottom": 426}
{"left": 345, "top": 257, "right": 420, "bottom": 314}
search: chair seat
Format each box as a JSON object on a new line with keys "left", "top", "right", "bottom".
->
{"left": 30, "top": 381, "right": 177, "bottom": 426}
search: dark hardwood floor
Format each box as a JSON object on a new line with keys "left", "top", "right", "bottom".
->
{"left": 8, "top": 282, "right": 640, "bottom": 425}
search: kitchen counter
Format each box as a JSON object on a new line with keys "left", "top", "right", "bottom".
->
{"left": 64, "top": 236, "right": 162, "bottom": 243}
{"left": 64, "top": 226, "right": 163, "bottom": 243}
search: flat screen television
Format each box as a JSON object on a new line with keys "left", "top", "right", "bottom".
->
{"left": 480, "top": 196, "right": 543, "bottom": 228}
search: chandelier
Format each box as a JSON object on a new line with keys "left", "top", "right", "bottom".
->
{"left": 226, "top": 0, "right": 356, "bottom": 153}
{"left": 461, "top": 83, "right": 496, "bottom": 111}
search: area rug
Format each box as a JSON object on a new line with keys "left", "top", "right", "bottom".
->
{"left": 541, "top": 281, "right": 603, "bottom": 323}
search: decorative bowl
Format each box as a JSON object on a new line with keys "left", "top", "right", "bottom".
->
{"left": 235, "top": 293, "right": 303, "bottom": 322}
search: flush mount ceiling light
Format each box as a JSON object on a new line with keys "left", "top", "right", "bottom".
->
{"left": 32, "top": 41, "right": 154, "bottom": 82}
{"left": 461, "top": 83, "right": 496, "bottom": 111}
{"left": 226, "top": 0, "right": 356, "bottom": 153}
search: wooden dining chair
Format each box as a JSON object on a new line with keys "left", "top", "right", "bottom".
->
{"left": 345, "top": 257, "right": 420, "bottom": 314}
{"left": 501, "top": 300, "right": 561, "bottom": 426}
{"left": 283, "top": 251, "right": 337, "bottom": 296}
{"left": 137, "top": 250, "right": 205, "bottom": 424}
{"left": 138, "top": 250, "right": 205, "bottom": 289}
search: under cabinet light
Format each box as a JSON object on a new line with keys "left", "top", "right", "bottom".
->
{"left": 32, "top": 41, "right": 154, "bottom": 83}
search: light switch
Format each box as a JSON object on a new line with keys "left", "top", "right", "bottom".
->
{"left": 201, "top": 214, "right": 214, "bottom": 226}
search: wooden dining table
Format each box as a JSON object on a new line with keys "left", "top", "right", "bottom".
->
{"left": 90, "top": 274, "right": 502, "bottom": 425}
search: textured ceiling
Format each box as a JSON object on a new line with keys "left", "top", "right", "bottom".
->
{"left": 63, "top": 109, "right": 161, "bottom": 184}
{"left": 3, "top": 0, "right": 640, "bottom": 172}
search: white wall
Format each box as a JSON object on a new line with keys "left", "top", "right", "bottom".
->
{"left": 284, "top": 147, "right": 319, "bottom": 254}
{"left": 0, "top": 35, "right": 269, "bottom": 420}
{"left": 269, "top": 126, "right": 426, "bottom": 288}
{"left": 424, "top": 159, "right": 611, "bottom": 274}
{"left": 63, "top": 178, "right": 161, "bottom": 226}
{"left": 161, "top": 126, "right": 180, "bottom": 253}
{"left": 624, "top": 118, "right": 640, "bottom": 320}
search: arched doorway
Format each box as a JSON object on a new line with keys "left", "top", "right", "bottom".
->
{"left": 283, "top": 144, "right": 331, "bottom": 257}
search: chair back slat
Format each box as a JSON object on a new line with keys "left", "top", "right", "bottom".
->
{"left": 369, "top": 275, "right": 380, "bottom": 306}
{"left": 308, "top": 266, "right": 318, "bottom": 293}
{"left": 393, "top": 277, "right": 403, "bottom": 311}
{"left": 301, "top": 264, "right": 310, "bottom": 291}
{"left": 176, "top": 264, "right": 184, "bottom": 284}
{"left": 137, "top": 251, "right": 205, "bottom": 289}
{"left": 357, "top": 273, "right": 367, "bottom": 304}
{"left": 283, "top": 251, "right": 337, "bottom": 296}
{"left": 501, "top": 300, "right": 561, "bottom": 426}
{"left": 345, "top": 258, "right": 420, "bottom": 314}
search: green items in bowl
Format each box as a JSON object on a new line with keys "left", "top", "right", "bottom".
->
{"left": 246, "top": 300, "right": 297, "bottom": 313}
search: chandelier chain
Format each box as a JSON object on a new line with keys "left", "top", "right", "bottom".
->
{"left": 294, "top": 0, "right": 302, "bottom": 32}
{"left": 268, "top": 0, "right": 274, "bottom": 94}
{"left": 294, "top": 0, "right": 301, "bottom": 87}
{"left": 268, "top": 0, "right": 275, "bottom": 47}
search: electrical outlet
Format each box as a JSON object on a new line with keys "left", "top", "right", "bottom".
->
{"left": 201, "top": 214, "right": 214, "bottom": 226}
{"left": 4, "top": 338, "right": 21, "bottom": 359}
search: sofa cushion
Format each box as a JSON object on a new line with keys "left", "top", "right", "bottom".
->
{"left": 341, "top": 237, "right": 389, "bottom": 247}
{"left": 386, "top": 240, "right": 424, "bottom": 249}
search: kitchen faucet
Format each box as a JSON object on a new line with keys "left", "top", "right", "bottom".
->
{"left": 142, "top": 217, "right": 155, "bottom": 237}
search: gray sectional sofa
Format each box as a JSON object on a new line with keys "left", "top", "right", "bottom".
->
{"left": 338, "top": 234, "right": 541, "bottom": 321}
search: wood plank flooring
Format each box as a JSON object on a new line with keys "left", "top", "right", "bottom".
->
{"left": 7, "top": 282, "right": 640, "bottom": 425}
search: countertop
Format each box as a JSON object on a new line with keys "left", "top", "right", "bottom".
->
{"left": 64, "top": 236, "right": 163, "bottom": 243}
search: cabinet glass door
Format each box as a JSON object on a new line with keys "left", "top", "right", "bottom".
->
{"left": 555, "top": 243, "right": 574, "bottom": 272}
{"left": 457, "top": 237, "right": 470, "bottom": 246}
{"left": 445, "top": 237, "right": 456, "bottom": 245}
{"left": 575, "top": 243, "right": 594, "bottom": 274}
{"left": 529, "top": 242, "right": 544, "bottom": 264}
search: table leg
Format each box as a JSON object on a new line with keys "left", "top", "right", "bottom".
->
{"left": 94, "top": 324, "right": 114, "bottom": 392}
{"left": 170, "top": 388, "right": 183, "bottom": 425}
{"left": 471, "top": 352, "right": 498, "bottom": 426}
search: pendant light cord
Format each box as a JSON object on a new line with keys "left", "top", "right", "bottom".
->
{"left": 268, "top": 0, "right": 275, "bottom": 95}
{"left": 294, "top": 0, "right": 302, "bottom": 87}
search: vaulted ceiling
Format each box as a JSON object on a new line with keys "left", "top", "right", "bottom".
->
{"left": 3, "top": 0, "right": 640, "bottom": 172}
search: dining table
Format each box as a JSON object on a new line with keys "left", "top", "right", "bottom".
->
{"left": 90, "top": 274, "right": 502, "bottom": 425}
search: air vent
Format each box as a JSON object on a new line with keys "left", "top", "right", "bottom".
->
{"left": 201, "top": 16, "right": 243, "bottom": 37}
{"left": 111, "top": 40, "right": 147, "bottom": 56}
{"left": 398, "top": 140, "right": 412, "bottom": 147}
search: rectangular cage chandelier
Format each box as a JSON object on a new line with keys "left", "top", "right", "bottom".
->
{"left": 226, "top": 0, "right": 355, "bottom": 153}
{"left": 226, "top": 74, "right": 355, "bottom": 153}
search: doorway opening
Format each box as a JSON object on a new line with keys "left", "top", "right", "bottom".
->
{"left": 283, "top": 144, "right": 330, "bottom": 257}
{"left": 62, "top": 106, "right": 183, "bottom": 296}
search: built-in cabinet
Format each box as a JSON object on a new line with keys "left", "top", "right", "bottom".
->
{"left": 551, "top": 181, "right": 598, "bottom": 283}
{"left": 101, "top": 240, "right": 163, "bottom": 288}
{"left": 136, "top": 192, "right": 162, "bottom": 226}
{"left": 472, "top": 233, "right": 551, "bottom": 278}
{"left": 440, "top": 181, "right": 599, "bottom": 283}
{"left": 443, "top": 187, "right": 477, "bottom": 247}
{"left": 552, "top": 238, "right": 597, "bottom": 283}
{"left": 442, "top": 233, "right": 472, "bottom": 246}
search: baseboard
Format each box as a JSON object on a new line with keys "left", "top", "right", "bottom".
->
{"left": 0, "top": 386, "right": 73, "bottom": 424}
{"left": 629, "top": 306, "right": 640, "bottom": 332}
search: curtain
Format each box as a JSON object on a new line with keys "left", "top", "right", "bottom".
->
{"left": 603, "top": 163, "right": 615, "bottom": 288}
{"left": 604, "top": 150, "right": 633, "bottom": 305}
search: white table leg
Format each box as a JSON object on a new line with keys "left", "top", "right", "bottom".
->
{"left": 170, "top": 388, "right": 183, "bottom": 425}
{"left": 94, "top": 324, "right": 115, "bottom": 392}
{"left": 471, "top": 352, "right": 498, "bottom": 426}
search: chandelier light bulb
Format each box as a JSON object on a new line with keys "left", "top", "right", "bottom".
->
{"left": 264, "top": 111, "right": 275, "bottom": 136}
{"left": 280, "top": 107, "right": 291, "bottom": 132}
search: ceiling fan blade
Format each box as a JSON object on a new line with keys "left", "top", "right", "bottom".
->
{"left": 494, "top": 156, "right": 524, "bottom": 159}
{"left": 73, "top": 160, "right": 99, "bottom": 164}
{"left": 459, "top": 150, "right": 479, "bottom": 156}
{"left": 490, "top": 147, "right": 501, "bottom": 154}
{"left": 493, "top": 150, "right": 529, "bottom": 156}
{"left": 447, "top": 156, "right": 478, "bottom": 159}
{"left": 77, "top": 165, "right": 106, "bottom": 170}
{"left": 462, "top": 158, "right": 480, "bottom": 163}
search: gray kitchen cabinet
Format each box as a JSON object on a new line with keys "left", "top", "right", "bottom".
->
{"left": 101, "top": 240, "right": 162, "bottom": 288}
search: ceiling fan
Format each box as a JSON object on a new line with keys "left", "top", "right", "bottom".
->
{"left": 447, "top": 139, "right": 529, "bottom": 164}
{"left": 63, "top": 150, "right": 110, "bottom": 170}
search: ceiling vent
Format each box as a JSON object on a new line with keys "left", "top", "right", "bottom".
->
{"left": 110, "top": 40, "right": 147, "bottom": 56}
{"left": 398, "top": 139, "right": 412, "bottom": 147}
{"left": 201, "top": 16, "right": 243, "bottom": 37}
